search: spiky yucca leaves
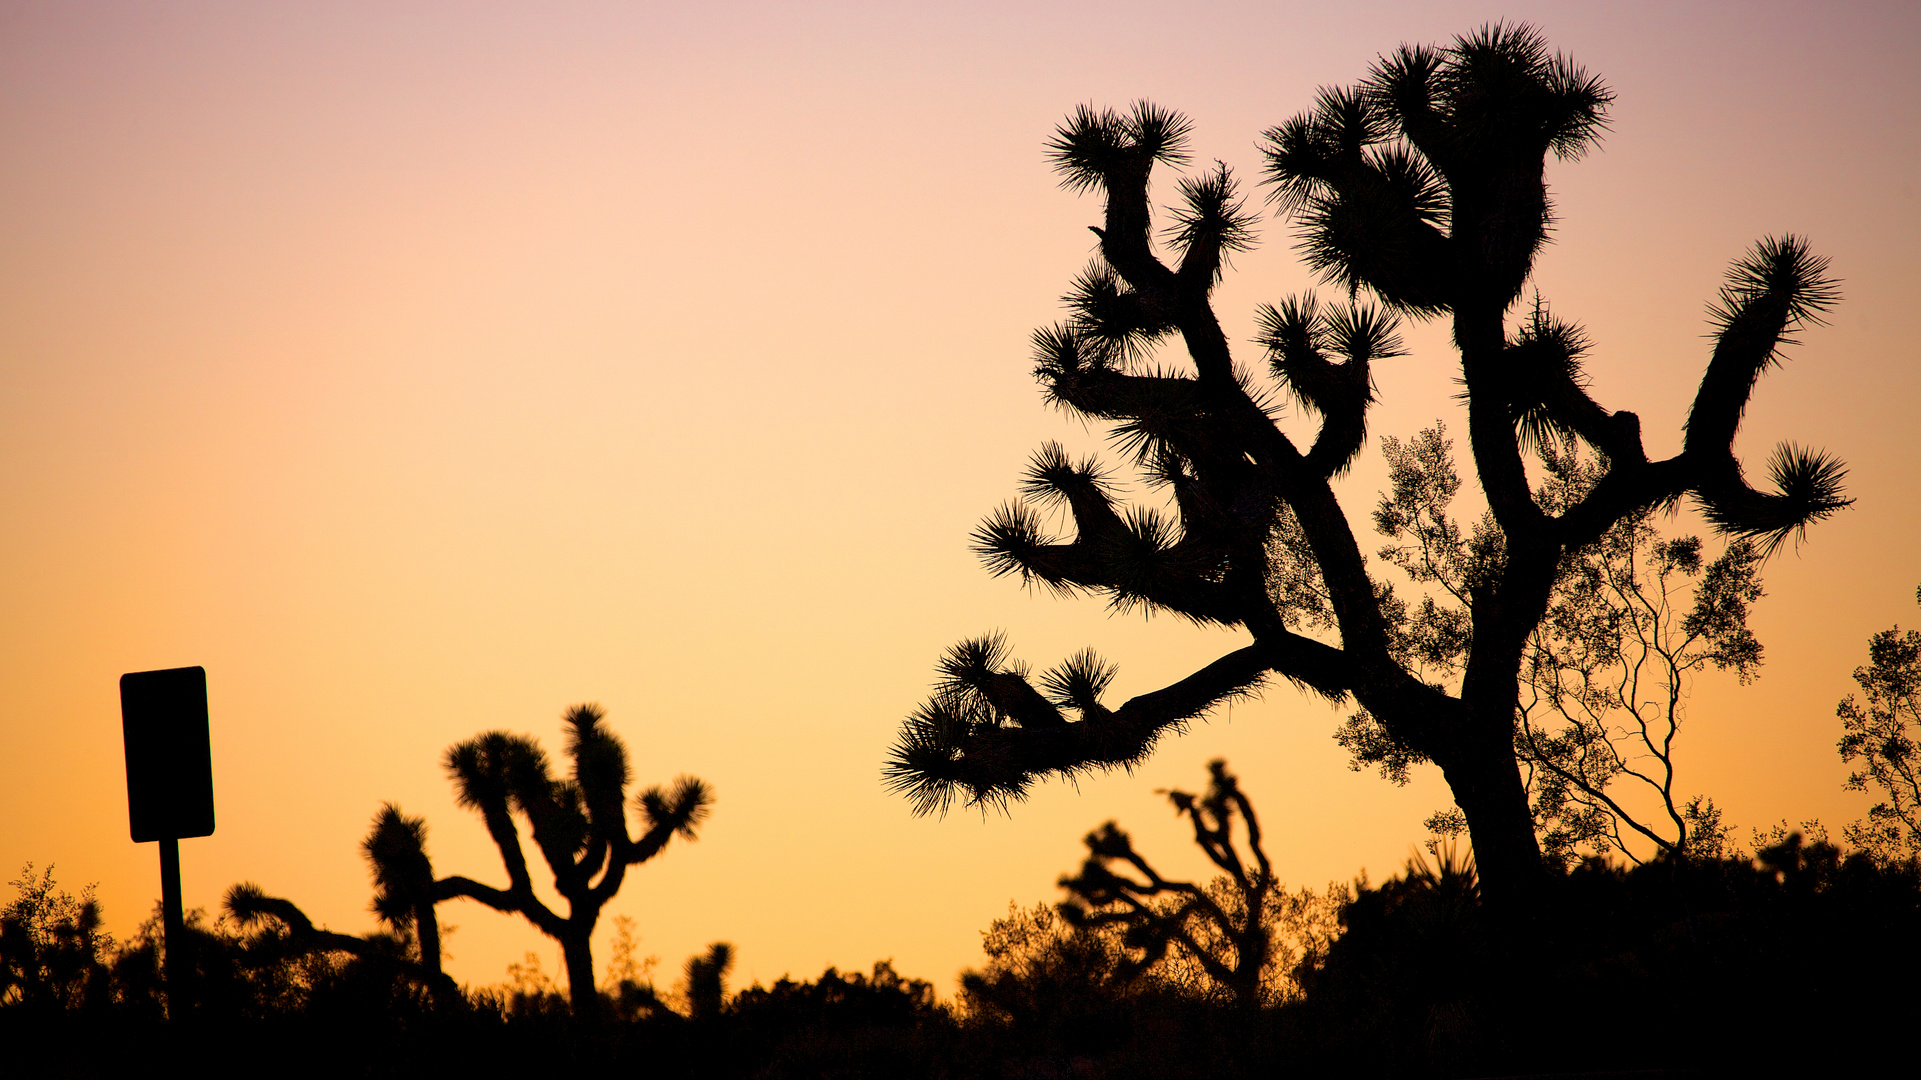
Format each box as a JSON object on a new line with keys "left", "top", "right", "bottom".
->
{"left": 899, "top": 100, "right": 1421, "bottom": 821}
{"left": 1255, "top": 294, "right": 1402, "bottom": 474}
{"left": 1262, "top": 87, "right": 1453, "bottom": 313}
{"left": 1493, "top": 299, "right": 1628, "bottom": 459}
{"left": 214, "top": 810, "right": 460, "bottom": 1004}
{"left": 225, "top": 883, "right": 356, "bottom": 949}
{"left": 883, "top": 637, "right": 1295, "bottom": 816}
{"left": 680, "top": 941, "right": 734, "bottom": 1020}
{"left": 1048, "top": 101, "right": 1192, "bottom": 195}
{"left": 637, "top": 775, "right": 713, "bottom": 852}
{"left": 1686, "top": 236, "right": 1850, "bottom": 551}
{"left": 433, "top": 705, "right": 711, "bottom": 1013}
{"left": 1264, "top": 23, "right": 1612, "bottom": 311}
{"left": 892, "top": 26, "right": 1847, "bottom": 916}
{"left": 1057, "top": 761, "right": 1278, "bottom": 1009}
{"left": 970, "top": 440, "right": 1248, "bottom": 624}
{"left": 363, "top": 804, "right": 443, "bottom": 977}
{"left": 1167, "top": 162, "right": 1262, "bottom": 288}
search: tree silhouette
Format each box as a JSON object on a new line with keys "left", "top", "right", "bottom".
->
{"left": 885, "top": 25, "right": 1846, "bottom": 914}
{"left": 222, "top": 881, "right": 454, "bottom": 1003}
{"left": 428, "top": 703, "right": 711, "bottom": 1014}
{"left": 1838, "top": 586, "right": 1921, "bottom": 860}
{"left": 1058, "top": 760, "right": 1329, "bottom": 1010}
{"left": 219, "top": 705, "right": 706, "bottom": 1015}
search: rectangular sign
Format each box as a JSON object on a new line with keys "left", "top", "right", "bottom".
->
{"left": 120, "top": 666, "right": 215, "bottom": 842}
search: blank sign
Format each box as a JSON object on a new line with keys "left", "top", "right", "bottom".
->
{"left": 120, "top": 666, "right": 215, "bottom": 842}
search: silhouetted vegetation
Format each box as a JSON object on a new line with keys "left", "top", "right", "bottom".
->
{"left": 1057, "top": 760, "right": 1342, "bottom": 1010}
{"left": 434, "top": 703, "right": 712, "bottom": 1013}
{"left": 10, "top": 828, "right": 1921, "bottom": 1078}
{"left": 1839, "top": 584, "right": 1921, "bottom": 860}
{"left": 1, "top": 865, "right": 112, "bottom": 1013}
{"left": 1, "top": 863, "right": 954, "bottom": 1078}
{"left": 885, "top": 23, "right": 1849, "bottom": 920}
{"left": 1360, "top": 424, "right": 1755, "bottom": 868}
{"left": 17, "top": 20, "right": 1918, "bottom": 1080}
{"left": 215, "top": 702, "right": 711, "bottom": 1019}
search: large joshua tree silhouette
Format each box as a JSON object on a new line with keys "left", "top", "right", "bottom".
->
{"left": 1059, "top": 760, "right": 1283, "bottom": 1011}
{"left": 884, "top": 25, "right": 1847, "bottom": 914}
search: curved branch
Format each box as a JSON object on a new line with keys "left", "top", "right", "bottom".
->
{"left": 886, "top": 636, "right": 1354, "bottom": 816}
{"left": 437, "top": 875, "right": 567, "bottom": 940}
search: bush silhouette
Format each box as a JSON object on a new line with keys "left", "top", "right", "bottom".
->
{"left": 1839, "top": 585, "right": 1921, "bottom": 859}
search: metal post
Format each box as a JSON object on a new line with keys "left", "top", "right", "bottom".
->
{"left": 159, "top": 836, "right": 187, "bottom": 1017}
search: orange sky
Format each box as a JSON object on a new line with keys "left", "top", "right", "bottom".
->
{"left": 3, "top": 0, "right": 1918, "bottom": 998}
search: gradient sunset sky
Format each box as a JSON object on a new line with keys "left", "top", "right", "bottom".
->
{"left": 3, "top": 0, "right": 1918, "bottom": 996}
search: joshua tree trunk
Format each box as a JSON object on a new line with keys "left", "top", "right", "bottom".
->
{"left": 415, "top": 900, "right": 443, "bottom": 979}
{"left": 1435, "top": 726, "right": 1543, "bottom": 913}
{"left": 561, "top": 931, "right": 598, "bottom": 1016}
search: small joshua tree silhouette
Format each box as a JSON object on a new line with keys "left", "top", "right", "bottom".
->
{"left": 425, "top": 704, "right": 711, "bottom": 1014}
{"left": 1059, "top": 760, "right": 1285, "bottom": 1010}
{"left": 232, "top": 704, "right": 711, "bottom": 1014}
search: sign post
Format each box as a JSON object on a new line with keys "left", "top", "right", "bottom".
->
{"left": 119, "top": 666, "right": 215, "bottom": 1018}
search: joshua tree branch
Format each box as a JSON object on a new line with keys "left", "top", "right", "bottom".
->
{"left": 223, "top": 884, "right": 459, "bottom": 999}
{"left": 437, "top": 875, "right": 568, "bottom": 940}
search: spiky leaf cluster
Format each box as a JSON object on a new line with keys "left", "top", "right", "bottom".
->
{"left": 883, "top": 635, "right": 1255, "bottom": 815}
{"left": 1262, "top": 23, "right": 1611, "bottom": 312}
{"left": 1254, "top": 294, "right": 1402, "bottom": 475}
{"left": 364, "top": 804, "right": 435, "bottom": 933}
{"left": 1684, "top": 236, "right": 1849, "bottom": 549}
{"left": 436, "top": 705, "right": 710, "bottom": 1010}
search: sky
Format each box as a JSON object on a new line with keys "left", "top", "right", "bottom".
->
{"left": 3, "top": 0, "right": 1918, "bottom": 998}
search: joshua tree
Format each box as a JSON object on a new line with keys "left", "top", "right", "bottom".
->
{"left": 1059, "top": 760, "right": 1318, "bottom": 1010}
{"left": 361, "top": 804, "right": 446, "bottom": 980}
{"left": 430, "top": 704, "right": 711, "bottom": 1014}
{"left": 228, "top": 705, "right": 707, "bottom": 1014}
{"left": 680, "top": 941, "right": 734, "bottom": 1020}
{"left": 885, "top": 25, "right": 1846, "bottom": 916}
{"left": 223, "top": 880, "right": 459, "bottom": 1003}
